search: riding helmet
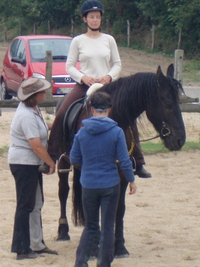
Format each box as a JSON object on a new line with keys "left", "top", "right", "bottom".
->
{"left": 81, "top": 0, "right": 104, "bottom": 17}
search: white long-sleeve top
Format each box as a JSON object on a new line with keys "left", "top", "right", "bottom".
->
{"left": 66, "top": 33, "right": 121, "bottom": 84}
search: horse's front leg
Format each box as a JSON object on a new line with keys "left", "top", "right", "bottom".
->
{"left": 114, "top": 177, "right": 129, "bottom": 258}
{"left": 57, "top": 155, "right": 71, "bottom": 241}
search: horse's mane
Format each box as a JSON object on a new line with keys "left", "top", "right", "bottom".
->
{"left": 71, "top": 68, "right": 185, "bottom": 227}
{"left": 98, "top": 73, "right": 156, "bottom": 128}
{"left": 98, "top": 72, "right": 180, "bottom": 129}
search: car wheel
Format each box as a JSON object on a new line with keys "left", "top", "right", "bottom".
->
{"left": 0, "top": 79, "right": 12, "bottom": 100}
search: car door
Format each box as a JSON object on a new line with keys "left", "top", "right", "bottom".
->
{"left": 6, "top": 39, "right": 26, "bottom": 92}
{"left": 3, "top": 39, "right": 19, "bottom": 92}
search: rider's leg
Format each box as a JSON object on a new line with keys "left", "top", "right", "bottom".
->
{"left": 131, "top": 120, "right": 152, "bottom": 178}
{"left": 48, "top": 83, "right": 88, "bottom": 162}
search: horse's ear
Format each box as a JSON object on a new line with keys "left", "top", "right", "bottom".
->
{"left": 157, "top": 66, "right": 165, "bottom": 83}
{"left": 156, "top": 65, "right": 169, "bottom": 92}
{"left": 157, "top": 65, "right": 173, "bottom": 101}
{"left": 157, "top": 65, "right": 163, "bottom": 76}
{"left": 166, "top": 63, "right": 174, "bottom": 78}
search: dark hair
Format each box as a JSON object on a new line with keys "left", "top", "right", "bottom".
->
{"left": 90, "top": 92, "right": 112, "bottom": 110}
{"left": 23, "top": 93, "right": 38, "bottom": 107}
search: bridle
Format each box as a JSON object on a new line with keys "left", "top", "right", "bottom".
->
{"left": 126, "top": 120, "right": 171, "bottom": 156}
{"left": 160, "top": 121, "right": 171, "bottom": 137}
{"left": 128, "top": 121, "right": 172, "bottom": 156}
{"left": 135, "top": 121, "right": 171, "bottom": 143}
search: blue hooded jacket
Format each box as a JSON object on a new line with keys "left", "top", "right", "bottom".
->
{"left": 70, "top": 116, "right": 134, "bottom": 189}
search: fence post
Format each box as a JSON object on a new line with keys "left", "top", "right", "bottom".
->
{"left": 71, "top": 18, "right": 74, "bottom": 37}
{"left": 174, "top": 49, "right": 184, "bottom": 84}
{"left": 45, "top": 50, "right": 54, "bottom": 114}
{"left": 127, "top": 20, "right": 130, "bottom": 47}
{"left": 151, "top": 24, "right": 155, "bottom": 51}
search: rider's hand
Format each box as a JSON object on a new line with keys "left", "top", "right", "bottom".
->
{"left": 96, "top": 75, "right": 111, "bottom": 85}
{"left": 81, "top": 76, "right": 97, "bottom": 86}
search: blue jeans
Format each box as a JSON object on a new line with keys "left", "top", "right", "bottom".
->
{"left": 74, "top": 183, "right": 120, "bottom": 267}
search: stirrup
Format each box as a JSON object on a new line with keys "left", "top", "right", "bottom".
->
{"left": 58, "top": 153, "right": 72, "bottom": 173}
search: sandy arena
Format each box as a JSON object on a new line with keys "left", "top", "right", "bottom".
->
{"left": 0, "top": 44, "right": 200, "bottom": 267}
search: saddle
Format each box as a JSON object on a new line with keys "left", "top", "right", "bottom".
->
{"left": 63, "top": 97, "right": 85, "bottom": 145}
{"left": 62, "top": 83, "right": 104, "bottom": 146}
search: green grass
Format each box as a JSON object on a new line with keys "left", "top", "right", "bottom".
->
{"left": 45, "top": 115, "right": 51, "bottom": 120}
{"left": 183, "top": 61, "right": 200, "bottom": 84}
{"left": 0, "top": 141, "right": 199, "bottom": 157}
{"left": 0, "top": 146, "right": 9, "bottom": 157}
{"left": 141, "top": 141, "right": 200, "bottom": 154}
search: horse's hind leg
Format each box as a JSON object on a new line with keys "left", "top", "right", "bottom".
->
{"left": 114, "top": 179, "right": 129, "bottom": 258}
{"left": 57, "top": 156, "right": 71, "bottom": 241}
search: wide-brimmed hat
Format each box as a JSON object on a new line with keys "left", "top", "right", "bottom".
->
{"left": 18, "top": 77, "right": 51, "bottom": 101}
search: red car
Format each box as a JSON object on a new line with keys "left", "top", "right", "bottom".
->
{"left": 0, "top": 35, "right": 79, "bottom": 100}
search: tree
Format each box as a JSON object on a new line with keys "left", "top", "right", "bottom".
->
{"left": 0, "top": 0, "right": 18, "bottom": 40}
{"left": 165, "top": 0, "right": 200, "bottom": 50}
{"left": 135, "top": 0, "right": 170, "bottom": 50}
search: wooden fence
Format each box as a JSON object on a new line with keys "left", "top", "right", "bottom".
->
{"left": 0, "top": 97, "right": 200, "bottom": 113}
{"left": 0, "top": 50, "right": 200, "bottom": 115}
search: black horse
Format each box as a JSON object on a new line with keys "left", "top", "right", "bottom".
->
{"left": 54, "top": 65, "right": 186, "bottom": 257}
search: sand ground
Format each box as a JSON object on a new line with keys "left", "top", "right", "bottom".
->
{"left": 0, "top": 43, "right": 200, "bottom": 267}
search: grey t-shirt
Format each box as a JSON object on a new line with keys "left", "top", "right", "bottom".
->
{"left": 8, "top": 102, "right": 48, "bottom": 165}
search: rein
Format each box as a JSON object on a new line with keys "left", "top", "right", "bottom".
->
{"left": 131, "top": 120, "right": 172, "bottom": 155}
{"left": 139, "top": 134, "right": 160, "bottom": 142}
{"left": 137, "top": 121, "right": 171, "bottom": 143}
{"left": 125, "top": 120, "right": 171, "bottom": 158}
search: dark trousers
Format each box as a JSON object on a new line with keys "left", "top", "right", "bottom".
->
{"left": 131, "top": 120, "right": 145, "bottom": 166}
{"left": 74, "top": 184, "right": 120, "bottom": 267}
{"left": 10, "top": 164, "right": 43, "bottom": 254}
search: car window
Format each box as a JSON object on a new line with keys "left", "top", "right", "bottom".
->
{"left": 10, "top": 39, "right": 21, "bottom": 58}
{"left": 16, "top": 40, "right": 26, "bottom": 61}
{"left": 30, "top": 41, "right": 46, "bottom": 61}
{"left": 29, "top": 39, "right": 72, "bottom": 62}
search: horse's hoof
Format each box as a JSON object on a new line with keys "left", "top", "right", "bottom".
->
{"left": 114, "top": 244, "right": 129, "bottom": 258}
{"left": 57, "top": 233, "right": 70, "bottom": 241}
{"left": 57, "top": 220, "right": 70, "bottom": 241}
{"left": 57, "top": 227, "right": 70, "bottom": 241}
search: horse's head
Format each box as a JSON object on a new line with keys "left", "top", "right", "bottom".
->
{"left": 146, "top": 65, "right": 186, "bottom": 151}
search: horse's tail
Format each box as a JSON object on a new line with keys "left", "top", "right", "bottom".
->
{"left": 72, "top": 167, "right": 85, "bottom": 226}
